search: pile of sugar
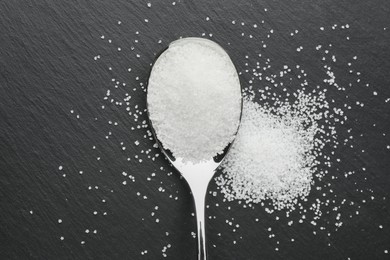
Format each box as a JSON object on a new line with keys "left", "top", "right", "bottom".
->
{"left": 147, "top": 38, "right": 241, "bottom": 163}
{"left": 217, "top": 91, "right": 330, "bottom": 211}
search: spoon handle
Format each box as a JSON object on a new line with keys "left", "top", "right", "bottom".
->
{"left": 193, "top": 186, "right": 207, "bottom": 260}
{"left": 181, "top": 168, "right": 215, "bottom": 260}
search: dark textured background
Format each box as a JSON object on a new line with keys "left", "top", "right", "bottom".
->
{"left": 1, "top": 0, "right": 390, "bottom": 259}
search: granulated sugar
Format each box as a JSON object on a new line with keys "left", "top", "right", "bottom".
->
{"left": 147, "top": 38, "right": 241, "bottom": 163}
{"left": 57, "top": 10, "right": 389, "bottom": 257}
{"left": 217, "top": 90, "right": 330, "bottom": 211}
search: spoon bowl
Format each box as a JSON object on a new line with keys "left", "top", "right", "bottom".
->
{"left": 147, "top": 37, "right": 242, "bottom": 260}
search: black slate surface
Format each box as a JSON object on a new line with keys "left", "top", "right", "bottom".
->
{"left": 1, "top": 0, "right": 390, "bottom": 259}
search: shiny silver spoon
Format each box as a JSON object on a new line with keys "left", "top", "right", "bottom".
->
{"left": 146, "top": 37, "right": 242, "bottom": 260}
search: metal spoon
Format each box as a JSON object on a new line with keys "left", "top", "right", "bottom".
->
{"left": 146, "top": 37, "right": 242, "bottom": 260}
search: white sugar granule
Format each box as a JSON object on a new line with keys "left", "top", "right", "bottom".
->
{"left": 148, "top": 38, "right": 241, "bottom": 163}
{"left": 218, "top": 91, "right": 328, "bottom": 211}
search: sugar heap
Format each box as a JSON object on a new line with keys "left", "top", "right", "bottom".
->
{"left": 147, "top": 38, "right": 241, "bottom": 163}
{"left": 217, "top": 90, "right": 331, "bottom": 211}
